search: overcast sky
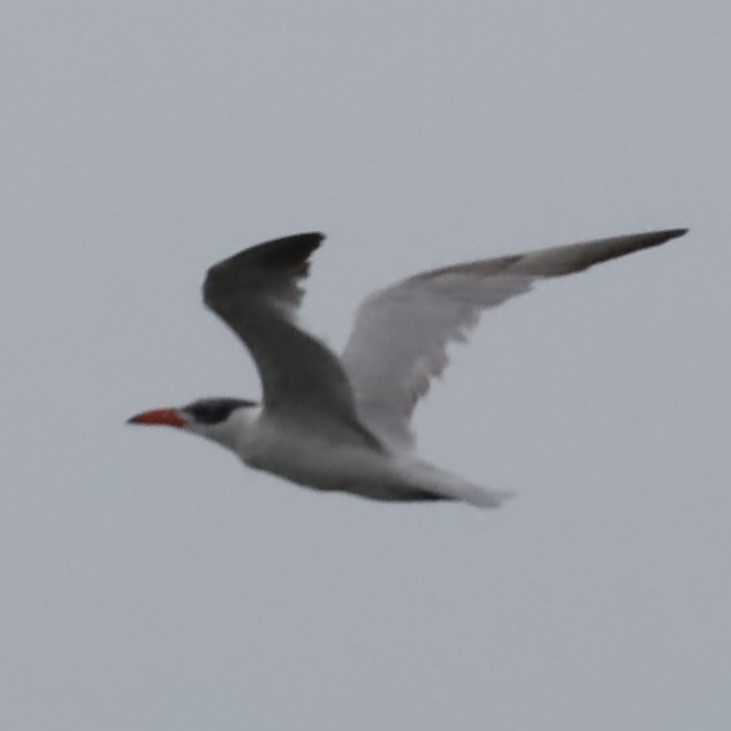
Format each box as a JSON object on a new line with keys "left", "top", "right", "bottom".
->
{"left": 3, "top": 1, "right": 730, "bottom": 729}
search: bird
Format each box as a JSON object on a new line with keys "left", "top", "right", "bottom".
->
{"left": 128, "top": 227, "right": 686, "bottom": 507}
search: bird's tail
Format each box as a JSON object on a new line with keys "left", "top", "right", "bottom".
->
{"left": 400, "top": 460, "right": 514, "bottom": 508}
{"left": 443, "top": 480, "right": 514, "bottom": 508}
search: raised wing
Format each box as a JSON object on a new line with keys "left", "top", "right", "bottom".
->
{"left": 341, "top": 228, "right": 687, "bottom": 452}
{"left": 203, "top": 233, "right": 382, "bottom": 449}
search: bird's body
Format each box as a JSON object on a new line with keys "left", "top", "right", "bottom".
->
{"left": 181, "top": 391, "right": 505, "bottom": 505}
{"left": 129, "top": 228, "right": 686, "bottom": 507}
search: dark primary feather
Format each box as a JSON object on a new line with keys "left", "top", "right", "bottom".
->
{"left": 413, "top": 228, "right": 688, "bottom": 281}
{"left": 204, "top": 232, "right": 324, "bottom": 313}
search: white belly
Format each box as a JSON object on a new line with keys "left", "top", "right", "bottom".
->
{"left": 232, "top": 414, "right": 511, "bottom": 507}
{"left": 244, "top": 427, "right": 406, "bottom": 500}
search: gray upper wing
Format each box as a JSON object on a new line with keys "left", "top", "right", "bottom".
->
{"left": 204, "top": 233, "right": 382, "bottom": 448}
{"left": 341, "top": 228, "right": 687, "bottom": 452}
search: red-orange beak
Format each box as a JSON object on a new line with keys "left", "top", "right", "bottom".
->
{"left": 127, "top": 408, "right": 187, "bottom": 428}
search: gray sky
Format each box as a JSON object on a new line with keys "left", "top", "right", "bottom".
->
{"left": 3, "top": 1, "right": 730, "bottom": 729}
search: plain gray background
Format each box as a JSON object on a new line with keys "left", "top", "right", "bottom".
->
{"left": 3, "top": 1, "right": 729, "bottom": 729}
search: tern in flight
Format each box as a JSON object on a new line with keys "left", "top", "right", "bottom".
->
{"left": 129, "top": 228, "right": 686, "bottom": 507}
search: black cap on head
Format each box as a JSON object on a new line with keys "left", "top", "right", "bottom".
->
{"left": 183, "top": 398, "right": 257, "bottom": 425}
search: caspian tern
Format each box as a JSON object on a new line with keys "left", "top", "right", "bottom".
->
{"left": 128, "top": 228, "right": 686, "bottom": 507}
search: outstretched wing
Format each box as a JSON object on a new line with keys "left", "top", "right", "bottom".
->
{"left": 341, "top": 228, "right": 687, "bottom": 452}
{"left": 203, "top": 233, "right": 382, "bottom": 448}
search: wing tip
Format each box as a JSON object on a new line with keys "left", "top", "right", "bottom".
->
{"left": 625, "top": 226, "right": 689, "bottom": 254}
{"left": 254, "top": 231, "right": 324, "bottom": 275}
{"left": 510, "top": 226, "right": 689, "bottom": 277}
{"left": 245, "top": 231, "right": 325, "bottom": 261}
{"left": 208, "top": 231, "right": 325, "bottom": 275}
{"left": 611, "top": 225, "right": 689, "bottom": 258}
{"left": 654, "top": 227, "right": 689, "bottom": 242}
{"left": 203, "top": 232, "right": 327, "bottom": 307}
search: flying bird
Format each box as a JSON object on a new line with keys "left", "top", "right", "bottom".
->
{"left": 128, "top": 228, "right": 686, "bottom": 507}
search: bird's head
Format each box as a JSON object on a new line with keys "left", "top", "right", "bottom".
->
{"left": 127, "top": 397, "right": 260, "bottom": 451}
